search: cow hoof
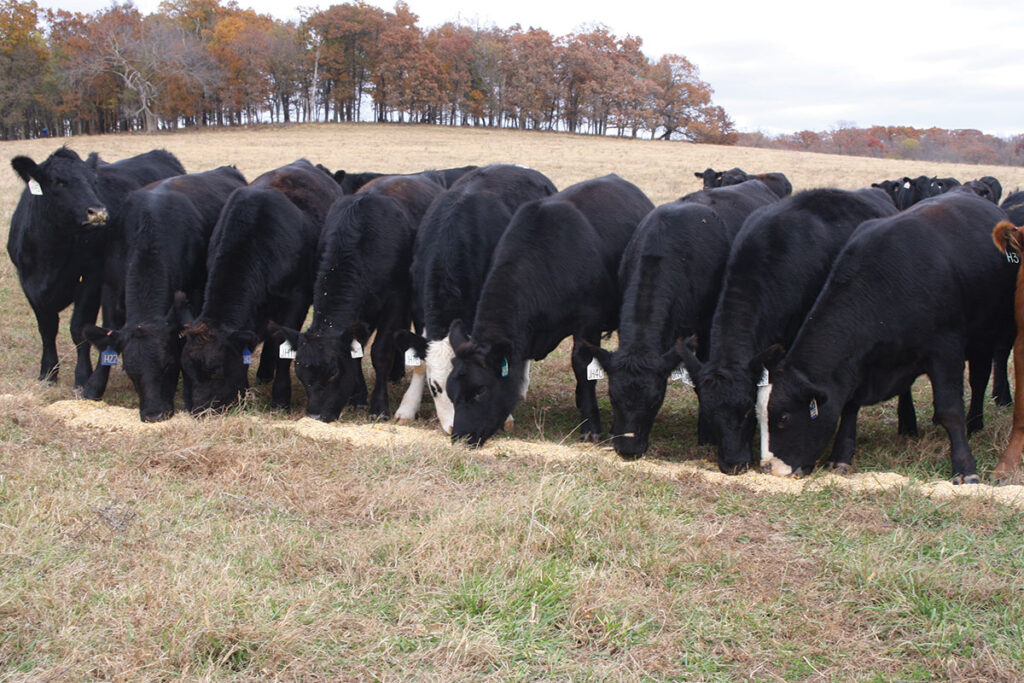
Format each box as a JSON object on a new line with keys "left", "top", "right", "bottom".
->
{"left": 581, "top": 431, "right": 601, "bottom": 444}
{"left": 395, "top": 416, "right": 413, "bottom": 426}
{"left": 994, "top": 395, "right": 1013, "bottom": 408}
{"left": 760, "top": 462, "right": 772, "bottom": 474}
{"left": 826, "top": 462, "right": 852, "bottom": 475}
{"left": 503, "top": 416, "right": 515, "bottom": 433}
{"left": 951, "top": 473, "right": 980, "bottom": 485}
{"left": 787, "top": 467, "right": 810, "bottom": 479}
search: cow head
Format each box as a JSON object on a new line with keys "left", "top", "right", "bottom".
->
{"left": 284, "top": 322, "right": 367, "bottom": 423}
{"left": 576, "top": 340, "right": 683, "bottom": 459}
{"left": 395, "top": 330, "right": 461, "bottom": 434}
{"left": 928, "top": 176, "right": 961, "bottom": 197}
{"left": 84, "top": 303, "right": 189, "bottom": 422}
{"left": 447, "top": 319, "right": 521, "bottom": 447}
{"left": 763, "top": 360, "right": 838, "bottom": 478}
{"left": 870, "top": 180, "right": 901, "bottom": 206}
{"left": 895, "top": 175, "right": 930, "bottom": 210}
{"left": 11, "top": 148, "right": 109, "bottom": 229}
{"left": 693, "top": 168, "right": 723, "bottom": 189}
{"left": 678, "top": 344, "right": 762, "bottom": 474}
{"left": 179, "top": 318, "right": 257, "bottom": 414}
{"left": 962, "top": 178, "right": 1000, "bottom": 204}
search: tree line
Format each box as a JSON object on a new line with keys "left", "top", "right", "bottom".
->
{"left": 738, "top": 125, "right": 1024, "bottom": 167}
{"left": 0, "top": 0, "right": 738, "bottom": 143}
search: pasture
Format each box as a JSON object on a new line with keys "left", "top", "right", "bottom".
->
{"left": 3, "top": 124, "right": 1024, "bottom": 680}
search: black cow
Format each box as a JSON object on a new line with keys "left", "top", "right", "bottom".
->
{"left": 273, "top": 174, "right": 445, "bottom": 422}
{"left": 894, "top": 175, "right": 931, "bottom": 210}
{"left": 870, "top": 180, "right": 901, "bottom": 206}
{"left": 677, "top": 188, "right": 904, "bottom": 474}
{"left": 695, "top": 167, "right": 792, "bottom": 199}
{"left": 394, "top": 164, "right": 557, "bottom": 433}
{"left": 447, "top": 174, "right": 654, "bottom": 446}
{"left": 1000, "top": 190, "right": 1024, "bottom": 225}
{"left": 179, "top": 159, "right": 341, "bottom": 413}
{"left": 8, "top": 147, "right": 184, "bottom": 389}
{"left": 578, "top": 180, "right": 781, "bottom": 458}
{"left": 961, "top": 176, "right": 1002, "bottom": 204}
{"left": 763, "top": 192, "right": 1015, "bottom": 483}
{"left": 929, "top": 176, "right": 961, "bottom": 196}
{"left": 82, "top": 166, "right": 247, "bottom": 420}
{"left": 319, "top": 165, "right": 478, "bottom": 194}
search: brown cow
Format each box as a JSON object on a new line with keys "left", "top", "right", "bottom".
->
{"left": 992, "top": 220, "right": 1024, "bottom": 479}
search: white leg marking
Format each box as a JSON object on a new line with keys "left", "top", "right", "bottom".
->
{"left": 394, "top": 363, "right": 426, "bottom": 422}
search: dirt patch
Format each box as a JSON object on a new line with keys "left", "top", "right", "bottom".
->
{"left": 38, "top": 399, "right": 1024, "bottom": 511}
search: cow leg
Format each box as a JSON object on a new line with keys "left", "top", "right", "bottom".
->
{"left": 394, "top": 363, "right": 426, "bottom": 423}
{"left": 826, "top": 402, "right": 861, "bottom": 473}
{"left": 571, "top": 335, "right": 603, "bottom": 442}
{"left": 369, "top": 325, "right": 401, "bottom": 419}
{"left": 994, "top": 335, "right": 1024, "bottom": 479}
{"left": 69, "top": 278, "right": 104, "bottom": 390}
{"left": 992, "top": 342, "right": 1013, "bottom": 407}
{"left": 927, "top": 350, "right": 977, "bottom": 484}
{"left": 965, "top": 351, "right": 992, "bottom": 435}
{"left": 34, "top": 307, "right": 61, "bottom": 383}
{"left": 349, "top": 360, "right": 368, "bottom": 408}
{"left": 255, "top": 340, "right": 278, "bottom": 386}
{"left": 896, "top": 390, "right": 918, "bottom": 437}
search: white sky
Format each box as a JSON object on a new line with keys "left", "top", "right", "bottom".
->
{"left": 35, "top": 0, "right": 1024, "bottom": 137}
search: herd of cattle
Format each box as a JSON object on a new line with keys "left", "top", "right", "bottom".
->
{"left": 9, "top": 148, "right": 1024, "bottom": 485}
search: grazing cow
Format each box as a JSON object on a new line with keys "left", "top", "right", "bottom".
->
{"left": 179, "top": 159, "right": 341, "bottom": 413}
{"left": 695, "top": 167, "right": 792, "bottom": 199}
{"left": 81, "top": 166, "right": 247, "bottom": 420}
{"left": 578, "top": 180, "right": 781, "bottom": 458}
{"left": 393, "top": 164, "right": 557, "bottom": 433}
{"left": 764, "top": 192, "right": 1014, "bottom": 483}
{"left": 447, "top": 174, "right": 654, "bottom": 446}
{"left": 273, "top": 174, "right": 445, "bottom": 422}
{"left": 677, "top": 188, "right": 903, "bottom": 474}
{"left": 7, "top": 148, "right": 184, "bottom": 389}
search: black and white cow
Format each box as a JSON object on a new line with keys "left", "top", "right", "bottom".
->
{"left": 179, "top": 159, "right": 341, "bottom": 413}
{"left": 393, "top": 164, "right": 557, "bottom": 433}
{"left": 578, "top": 180, "right": 781, "bottom": 458}
{"left": 677, "top": 187, "right": 904, "bottom": 474}
{"left": 273, "top": 173, "right": 445, "bottom": 422}
{"left": 81, "top": 166, "right": 247, "bottom": 420}
{"left": 763, "top": 192, "right": 1015, "bottom": 483}
{"left": 7, "top": 147, "right": 184, "bottom": 389}
{"left": 447, "top": 174, "right": 654, "bottom": 446}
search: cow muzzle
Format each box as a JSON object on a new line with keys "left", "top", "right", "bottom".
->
{"left": 83, "top": 206, "right": 109, "bottom": 227}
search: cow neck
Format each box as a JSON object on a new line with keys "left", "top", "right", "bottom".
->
{"left": 310, "top": 235, "right": 365, "bottom": 335}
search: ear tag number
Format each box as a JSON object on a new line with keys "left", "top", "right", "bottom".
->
{"left": 1006, "top": 247, "right": 1020, "bottom": 265}
{"left": 586, "top": 358, "right": 605, "bottom": 381}
{"left": 242, "top": 347, "right": 252, "bottom": 365}
{"left": 28, "top": 179, "right": 43, "bottom": 196}
{"left": 99, "top": 350, "right": 118, "bottom": 367}
{"left": 500, "top": 357, "right": 509, "bottom": 378}
{"left": 278, "top": 339, "right": 296, "bottom": 359}
{"left": 405, "top": 348, "right": 422, "bottom": 367}
{"left": 670, "top": 365, "right": 694, "bottom": 386}
{"left": 350, "top": 340, "right": 364, "bottom": 359}
{"left": 809, "top": 398, "right": 819, "bottom": 420}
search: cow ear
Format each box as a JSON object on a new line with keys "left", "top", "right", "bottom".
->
{"left": 394, "top": 330, "right": 427, "bottom": 360}
{"left": 333, "top": 170, "right": 346, "bottom": 184}
{"left": 345, "top": 322, "right": 370, "bottom": 347}
{"left": 449, "top": 319, "right": 469, "bottom": 348}
{"left": 575, "top": 338, "right": 612, "bottom": 372}
{"left": 85, "top": 152, "right": 101, "bottom": 170}
{"left": 693, "top": 172, "right": 703, "bottom": 179}
{"left": 756, "top": 344, "right": 787, "bottom": 374}
{"left": 84, "top": 325, "right": 122, "bottom": 352}
{"left": 659, "top": 339, "right": 686, "bottom": 374}
{"left": 267, "top": 321, "right": 300, "bottom": 348}
{"left": 11, "top": 155, "right": 39, "bottom": 184}
{"left": 677, "top": 335, "right": 704, "bottom": 385}
{"left": 486, "top": 339, "right": 513, "bottom": 377}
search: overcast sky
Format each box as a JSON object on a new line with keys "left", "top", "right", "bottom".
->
{"left": 34, "top": 0, "right": 1024, "bottom": 137}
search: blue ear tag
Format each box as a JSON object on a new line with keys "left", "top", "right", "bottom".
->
{"left": 809, "top": 398, "right": 819, "bottom": 420}
{"left": 500, "top": 357, "right": 509, "bottom": 378}
{"left": 99, "top": 350, "right": 118, "bottom": 367}
{"left": 242, "top": 347, "right": 252, "bottom": 365}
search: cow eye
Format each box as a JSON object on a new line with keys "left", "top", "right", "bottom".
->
{"left": 472, "top": 387, "right": 488, "bottom": 403}
{"left": 777, "top": 413, "right": 790, "bottom": 430}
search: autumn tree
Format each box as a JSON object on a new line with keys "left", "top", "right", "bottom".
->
{"left": 503, "top": 27, "right": 558, "bottom": 130}
{"left": 0, "top": 0, "right": 50, "bottom": 139}
{"left": 647, "top": 54, "right": 717, "bottom": 141}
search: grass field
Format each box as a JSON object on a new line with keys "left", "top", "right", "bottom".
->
{"left": 3, "top": 123, "right": 1024, "bottom": 680}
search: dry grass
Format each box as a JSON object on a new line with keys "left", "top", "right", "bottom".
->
{"left": 4, "top": 123, "right": 1024, "bottom": 680}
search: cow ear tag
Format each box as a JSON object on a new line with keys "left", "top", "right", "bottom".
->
{"left": 586, "top": 358, "right": 605, "bottom": 381}
{"left": 670, "top": 365, "right": 693, "bottom": 386}
{"left": 500, "top": 357, "right": 509, "bottom": 378}
{"left": 809, "top": 398, "right": 819, "bottom": 420}
{"left": 242, "top": 347, "right": 252, "bottom": 365}
{"left": 1006, "top": 244, "right": 1020, "bottom": 265}
{"left": 28, "top": 179, "right": 42, "bottom": 196}
{"left": 405, "top": 348, "right": 422, "bottom": 367}
{"left": 279, "top": 338, "right": 296, "bottom": 359}
{"left": 350, "top": 340, "right": 364, "bottom": 359}
{"left": 99, "top": 349, "right": 118, "bottom": 367}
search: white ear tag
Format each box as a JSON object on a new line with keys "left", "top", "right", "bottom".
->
{"left": 670, "top": 365, "right": 694, "bottom": 386}
{"left": 28, "top": 179, "right": 42, "bottom": 196}
{"left": 405, "top": 348, "right": 421, "bottom": 366}
{"left": 278, "top": 339, "right": 296, "bottom": 359}
{"left": 758, "top": 368, "right": 770, "bottom": 387}
{"left": 587, "top": 358, "right": 605, "bottom": 381}
{"left": 809, "top": 398, "right": 819, "bottom": 420}
{"left": 350, "top": 340, "right": 364, "bottom": 359}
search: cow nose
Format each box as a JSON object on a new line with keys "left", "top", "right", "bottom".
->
{"left": 85, "top": 206, "right": 108, "bottom": 226}
{"left": 141, "top": 409, "right": 173, "bottom": 423}
{"left": 613, "top": 434, "right": 647, "bottom": 460}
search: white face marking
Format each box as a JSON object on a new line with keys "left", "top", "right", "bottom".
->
{"left": 519, "top": 360, "right": 531, "bottom": 400}
{"left": 425, "top": 336, "right": 457, "bottom": 434}
{"left": 757, "top": 381, "right": 792, "bottom": 476}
